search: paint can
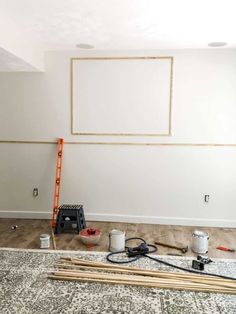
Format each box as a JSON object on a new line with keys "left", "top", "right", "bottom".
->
{"left": 191, "top": 230, "right": 209, "bottom": 254}
{"left": 109, "top": 229, "right": 125, "bottom": 252}
{"left": 40, "top": 234, "right": 50, "bottom": 249}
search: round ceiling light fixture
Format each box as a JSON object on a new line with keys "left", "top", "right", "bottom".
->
{"left": 208, "top": 42, "right": 227, "bottom": 47}
{"left": 76, "top": 43, "right": 94, "bottom": 49}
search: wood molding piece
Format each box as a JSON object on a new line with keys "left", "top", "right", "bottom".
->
{"left": 70, "top": 56, "right": 173, "bottom": 136}
{"left": 71, "top": 56, "right": 174, "bottom": 60}
{"left": 51, "top": 229, "right": 57, "bottom": 250}
{"left": 1, "top": 140, "right": 236, "bottom": 147}
{"left": 0, "top": 140, "right": 56, "bottom": 144}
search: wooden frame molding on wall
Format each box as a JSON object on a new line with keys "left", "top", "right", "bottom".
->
{"left": 70, "top": 56, "right": 174, "bottom": 137}
{"left": 1, "top": 140, "right": 236, "bottom": 147}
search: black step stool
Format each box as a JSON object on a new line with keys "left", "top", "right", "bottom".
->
{"left": 55, "top": 204, "right": 86, "bottom": 234}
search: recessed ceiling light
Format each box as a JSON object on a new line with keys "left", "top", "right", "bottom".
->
{"left": 76, "top": 43, "right": 94, "bottom": 49}
{"left": 208, "top": 42, "right": 227, "bottom": 47}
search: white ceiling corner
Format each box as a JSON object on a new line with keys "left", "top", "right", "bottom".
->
{"left": 0, "top": 47, "right": 39, "bottom": 72}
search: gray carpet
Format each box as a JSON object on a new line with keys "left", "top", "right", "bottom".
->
{"left": 0, "top": 248, "right": 236, "bottom": 314}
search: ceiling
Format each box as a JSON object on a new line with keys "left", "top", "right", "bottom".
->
{"left": 0, "top": 0, "right": 236, "bottom": 71}
{"left": 0, "top": 47, "right": 37, "bottom": 71}
{"left": 1, "top": 0, "right": 236, "bottom": 51}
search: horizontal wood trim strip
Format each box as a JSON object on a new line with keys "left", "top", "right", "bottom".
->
{"left": 71, "top": 133, "right": 171, "bottom": 136}
{"left": 1, "top": 140, "right": 236, "bottom": 147}
{"left": 71, "top": 56, "right": 173, "bottom": 61}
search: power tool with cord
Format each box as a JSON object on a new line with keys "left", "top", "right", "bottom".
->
{"left": 106, "top": 236, "right": 236, "bottom": 281}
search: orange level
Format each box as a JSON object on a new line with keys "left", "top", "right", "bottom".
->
{"left": 51, "top": 138, "right": 64, "bottom": 228}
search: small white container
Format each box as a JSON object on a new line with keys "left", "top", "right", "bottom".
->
{"left": 109, "top": 229, "right": 125, "bottom": 252}
{"left": 40, "top": 234, "right": 50, "bottom": 249}
{"left": 191, "top": 230, "right": 209, "bottom": 254}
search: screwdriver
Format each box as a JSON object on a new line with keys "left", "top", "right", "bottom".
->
{"left": 216, "top": 246, "right": 235, "bottom": 252}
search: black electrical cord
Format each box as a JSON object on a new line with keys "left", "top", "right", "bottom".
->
{"left": 106, "top": 237, "right": 157, "bottom": 264}
{"left": 144, "top": 254, "right": 236, "bottom": 281}
{"left": 106, "top": 237, "right": 236, "bottom": 281}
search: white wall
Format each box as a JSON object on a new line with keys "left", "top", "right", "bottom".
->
{"left": 0, "top": 49, "right": 236, "bottom": 227}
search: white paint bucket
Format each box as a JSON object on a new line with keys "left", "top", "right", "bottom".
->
{"left": 109, "top": 229, "right": 125, "bottom": 252}
{"left": 40, "top": 234, "right": 50, "bottom": 249}
{"left": 191, "top": 230, "right": 209, "bottom": 254}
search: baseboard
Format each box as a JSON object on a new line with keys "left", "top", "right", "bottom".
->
{"left": 0, "top": 210, "right": 235, "bottom": 228}
{"left": 86, "top": 213, "right": 236, "bottom": 228}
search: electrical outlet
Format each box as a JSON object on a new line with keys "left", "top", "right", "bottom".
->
{"left": 33, "top": 188, "right": 39, "bottom": 197}
{"left": 204, "top": 195, "right": 209, "bottom": 203}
